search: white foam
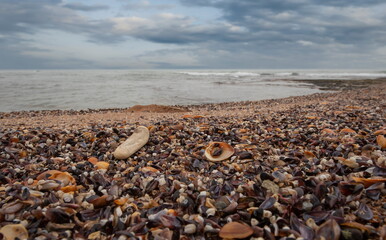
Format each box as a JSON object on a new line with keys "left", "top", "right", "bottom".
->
{"left": 180, "top": 71, "right": 260, "bottom": 77}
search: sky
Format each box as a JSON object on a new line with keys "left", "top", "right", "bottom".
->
{"left": 1, "top": 0, "right": 386, "bottom": 69}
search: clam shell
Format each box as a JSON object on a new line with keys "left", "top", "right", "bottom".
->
{"left": 95, "top": 161, "right": 110, "bottom": 170}
{"left": 352, "top": 177, "right": 386, "bottom": 188}
{"left": 36, "top": 170, "right": 62, "bottom": 180}
{"left": 113, "top": 126, "right": 150, "bottom": 159}
{"left": 376, "top": 135, "right": 386, "bottom": 149}
{"left": 88, "top": 157, "right": 99, "bottom": 165}
{"left": 48, "top": 172, "right": 76, "bottom": 186}
{"left": 204, "top": 142, "right": 234, "bottom": 162}
{"left": 0, "top": 224, "right": 29, "bottom": 240}
{"left": 340, "top": 128, "right": 356, "bottom": 134}
{"left": 219, "top": 222, "right": 254, "bottom": 239}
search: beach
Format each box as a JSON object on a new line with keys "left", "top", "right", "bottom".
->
{"left": 0, "top": 82, "right": 385, "bottom": 239}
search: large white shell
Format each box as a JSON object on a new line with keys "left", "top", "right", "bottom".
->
{"left": 0, "top": 224, "right": 29, "bottom": 240}
{"left": 113, "top": 126, "right": 150, "bottom": 159}
{"left": 205, "top": 142, "right": 234, "bottom": 162}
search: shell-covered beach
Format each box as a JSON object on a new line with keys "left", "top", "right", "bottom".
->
{"left": 0, "top": 83, "right": 385, "bottom": 239}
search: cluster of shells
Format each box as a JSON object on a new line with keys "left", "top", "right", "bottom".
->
{"left": 0, "top": 96, "right": 386, "bottom": 239}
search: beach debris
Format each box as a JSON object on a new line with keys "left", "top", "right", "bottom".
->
{"left": 204, "top": 141, "right": 234, "bottom": 162}
{"left": 113, "top": 125, "right": 150, "bottom": 159}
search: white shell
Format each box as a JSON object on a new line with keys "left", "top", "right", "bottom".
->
{"left": 205, "top": 142, "right": 234, "bottom": 162}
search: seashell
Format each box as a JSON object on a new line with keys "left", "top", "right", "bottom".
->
{"left": 374, "top": 129, "right": 386, "bottom": 135}
{"left": 114, "top": 198, "right": 128, "bottom": 206}
{"left": 113, "top": 126, "right": 150, "bottom": 159}
{"left": 61, "top": 185, "right": 81, "bottom": 193}
{"left": 19, "top": 150, "right": 27, "bottom": 158}
{"left": 316, "top": 219, "right": 340, "bottom": 240}
{"left": 89, "top": 195, "right": 113, "bottom": 208}
{"left": 0, "top": 201, "right": 24, "bottom": 214}
{"left": 38, "top": 180, "right": 61, "bottom": 190}
{"left": 259, "top": 197, "right": 276, "bottom": 210}
{"left": 376, "top": 135, "right": 386, "bottom": 149}
{"left": 181, "top": 114, "right": 205, "bottom": 119}
{"left": 0, "top": 224, "right": 29, "bottom": 240}
{"left": 321, "top": 128, "right": 337, "bottom": 135}
{"left": 351, "top": 177, "right": 386, "bottom": 188}
{"left": 345, "top": 105, "right": 361, "bottom": 110}
{"left": 88, "top": 157, "right": 99, "bottom": 165}
{"left": 95, "top": 161, "right": 109, "bottom": 170}
{"left": 46, "top": 222, "right": 75, "bottom": 231}
{"left": 336, "top": 157, "right": 359, "bottom": 168}
{"left": 219, "top": 222, "right": 254, "bottom": 239}
{"left": 340, "top": 222, "right": 376, "bottom": 234}
{"left": 36, "top": 170, "right": 63, "bottom": 180}
{"left": 48, "top": 171, "right": 76, "bottom": 186}
{"left": 141, "top": 166, "right": 159, "bottom": 173}
{"left": 338, "top": 182, "right": 363, "bottom": 196}
{"left": 340, "top": 128, "right": 356, "bottom": 134}
{"left": 304, "top": 150, "right": 316, "bottom": 159}
{"left": 45, "top": 208, "right": 71, "bottom": 223}
{"left": 355, "top": 203, "right": 373, "bottom": 221}
{"left": 88, "top": 231, "right": 102, "bottom": 240}
{"left": 204, "top": 142, "right": 234, "bottom": 162}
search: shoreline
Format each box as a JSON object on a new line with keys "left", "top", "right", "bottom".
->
{"left": 1, "top": 77, "right": 385, "bottom": 115}
{"left": 0, "top": 82, "right": 385, "bottom": 239}
{"left": 1, "top": 81, "right": 385, "bottom": 129}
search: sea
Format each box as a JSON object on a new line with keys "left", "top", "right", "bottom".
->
{"left": 0, "top": 69, "right": 385, "bottom": 112}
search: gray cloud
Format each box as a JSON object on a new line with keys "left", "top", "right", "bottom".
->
{"left": 62, "top": 3, "right": 109, "bottom": 11}
{"left": 123, "top": 0, "right": 173, "bottom": 10}
{"left": 0, "top": 0, "right": 385, "bottom": 69}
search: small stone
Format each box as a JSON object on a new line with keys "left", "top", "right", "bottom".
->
{"left": 262, "top": 180, "right": 279, "bottom": 194}
{"left": 63, "top": 193, "right": 73, "bottom": 203}
{"left": 184, "top": 224, "right": 197, "bottom": 234}
{"left": 113, "top": 126, "right": 150, "bottom": 159}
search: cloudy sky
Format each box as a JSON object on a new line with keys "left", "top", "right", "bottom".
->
{"left": 1, "top": 0, "right": 386, "bottom": 69}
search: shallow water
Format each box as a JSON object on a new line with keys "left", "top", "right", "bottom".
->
{"left": 0, "top": 69, "right": 385, "bottom": 112}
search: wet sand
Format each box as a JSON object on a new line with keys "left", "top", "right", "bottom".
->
{"left": 0, "top": 82, "right": 385, "bottom": 239}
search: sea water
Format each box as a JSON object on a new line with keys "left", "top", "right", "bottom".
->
{"left": 0, "top": 69, "right": 385, "bottom": 112}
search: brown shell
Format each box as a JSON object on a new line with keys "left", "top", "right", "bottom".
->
{"left": 88, "top": 157, "right": 99, "bottom": 165}
{"left": 340, "top": 222, "right": 375, "bottom": 233}
{"left": 352, "top": 177, "right": 386, "bottom": 188}
{"left": 219, "top": 222, "right": 254, "bottom": 239}
{"left": 376, "top": 135, "right": 386, "bottom": 149}
{"left": 60, "top": 185, "right": 79, "bottom": 193}
{"left": 340, "top": 128, "right": 356, "bottom": 134}
{"left": 36, "top": 170, "right": 62, "bottom": 180}
{"left": 304, "top": 151, "right": 316, "bottom": 159}
{"left": 321, "top": 128, "right": 336, "bottom": 135}
{"left": 374, "top": 129, "right": 386, "bottom": 135}
{"left": 95, "top": 161, "right": 110, "bottom": 170}
{"left": 48, "top": 171, "right": 76, "bottom": 186}
{"left": 181, "top": 114, "right": 205, "bottom": 119}
{"left": 205, "top": 142, "right": 234, "bottom": 162}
